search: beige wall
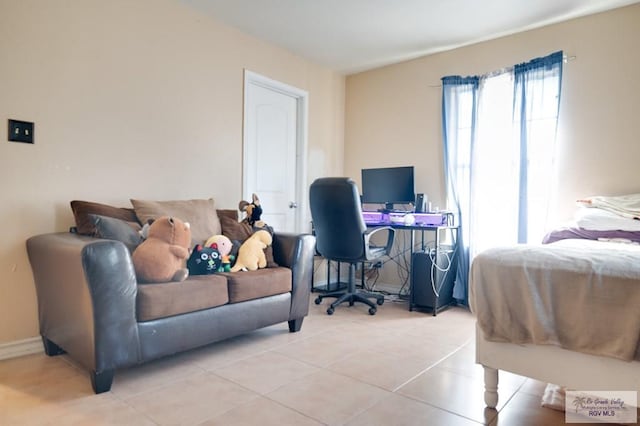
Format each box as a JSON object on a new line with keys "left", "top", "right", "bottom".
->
{"left": 346, "top": 4, "right": 640, "bottom": 224}
{"left": 0, "top": 0, "right": 345, "bottom": 344}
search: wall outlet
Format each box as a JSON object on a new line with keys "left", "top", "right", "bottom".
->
{"left": 8, "top": 119, "right": 34, "bottom": 144}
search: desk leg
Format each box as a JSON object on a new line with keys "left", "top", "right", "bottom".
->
{"left": 411, "top": 229, "right": 416, "bottom": 253}
{"left": 409, "top": 257, "right": 414, "bottom": 312}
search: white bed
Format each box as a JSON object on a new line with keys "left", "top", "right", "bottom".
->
{"left": 476, "top": 329, "right": 640, "bottom": 408}
{"left": 470, "top": 239, "right": 640, "bottom": 408}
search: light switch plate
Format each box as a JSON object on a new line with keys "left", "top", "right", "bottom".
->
{"left": 8, "top": 119, "right": 34, "bottom": 143}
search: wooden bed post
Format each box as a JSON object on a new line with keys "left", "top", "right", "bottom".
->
{"left": 483, "top": 366, "right": 499, "bottom": 408}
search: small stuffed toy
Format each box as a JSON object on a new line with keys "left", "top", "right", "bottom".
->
{"left": 239, "top": 193, "right": 265, "bottom": 228}
{"left": 132, "top": 216, "right": 191, "bottom": 283}
{"left": 204, "top": 234, "right": 235, "bottom": 272}
{"left": 187, "top": 244, "right": 222, "bottom": 275}
{"left": 139, "top": 219, "right": 153, "bottom": 241}
{"left": 230, "top": 229, "right": 273, "bottom": 272}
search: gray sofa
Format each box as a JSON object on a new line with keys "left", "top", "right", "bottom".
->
{"left": 26, "top": 229, "right": 315, "bottom": 394}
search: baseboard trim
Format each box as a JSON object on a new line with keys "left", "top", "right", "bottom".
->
{"left": 0, "top": 337, "right": 43, "bottom": 360}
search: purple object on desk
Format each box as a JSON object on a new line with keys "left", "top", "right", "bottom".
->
{"left": 413, "top": 213, "right": 447, "bottom": 226}
{"left": 362, "top": 211, "right": 447, "bottom": 227}
{"left": 362, "top": 211, "right": 387, "bottom": 225}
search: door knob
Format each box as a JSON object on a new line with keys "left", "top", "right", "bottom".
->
{"left": 289, "top": 202, "right": 298, "bottom": 209}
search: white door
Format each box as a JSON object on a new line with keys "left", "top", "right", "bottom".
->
{"left": 243, "top": 71, "right": 308, "bottom": 233}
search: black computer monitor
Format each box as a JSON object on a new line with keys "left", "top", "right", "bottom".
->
{"left": 361, "top": 166, "right": 415, "bottom": 211}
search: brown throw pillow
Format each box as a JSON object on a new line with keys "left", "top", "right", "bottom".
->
{"left": 219, "top": 215, "right": 252, "bottom": 242}
{"left": 217, "top": 209, "right": 238, "bottom": 222}
{"left": 131, "top": 198, "right": 221, "bottom": 246}
{"left": 70, "top": 200, "right": 139, "bottom": 236}
{"left": 220, "top": 215, "right": 278, "bottom": 268}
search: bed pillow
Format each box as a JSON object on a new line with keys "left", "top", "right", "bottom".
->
{"left": 219, "top": 215, "right": 278, "bottom": 268}
{"left": 70, "top": 200, "right": 139, "bottom": 236}
{"left": 130, "top": 198, "right": 221, "bottom": 246}
{"left": 89, "top": 214, "right": 143, "bottom": 253}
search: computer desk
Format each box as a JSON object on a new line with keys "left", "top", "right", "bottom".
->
{"left": 312, "top": 215, "right": 459, "bottom": 313}
{"left": 365, "top": 209, "right": 457, "bottom": 254}
{"left": 367, "top": 222, "right": 457, "bottom": 251}
{"left": 365, "top": 219, "right": 459, "bottom": 314}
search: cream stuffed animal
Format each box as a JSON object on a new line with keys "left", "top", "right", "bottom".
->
{"left": 230, "top": 230, "right": 272, "bottom": 272}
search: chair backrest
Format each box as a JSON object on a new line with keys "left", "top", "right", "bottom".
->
{"left": 309, "top": 177, "right": 367, "bottom": 263}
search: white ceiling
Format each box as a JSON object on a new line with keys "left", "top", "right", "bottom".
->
{"left": 180, "top": 0, "right": 639, "bottom": 74}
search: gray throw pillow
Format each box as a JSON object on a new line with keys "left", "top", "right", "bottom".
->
{"left": 89, "top": 214, "right": 143, "bottom": 253}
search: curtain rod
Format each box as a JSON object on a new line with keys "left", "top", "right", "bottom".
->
{"left": 428, "top": 54, "right": 576, "bottom": 88}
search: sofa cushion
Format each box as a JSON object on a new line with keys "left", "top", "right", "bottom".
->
{"left": 131, "top": 198, "right": 221, "bottom": 246}
{"left": 220, "top": 215, "right": 278, "bottom": 268}
{"left": 217, "top": 209, "right": 238, "bottom": 221}
{"left": 89, "top": 214, "right": 142, "bottom": 253}
{"left": 136, "top": 275, "right": 229, "bottom": 321}
{"left": 223, "top": 267, "right": 291, "bottom": 303}
{"left": 70, "top": 200, "right": 139, "bottom": 236}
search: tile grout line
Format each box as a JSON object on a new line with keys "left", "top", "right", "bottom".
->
{"left": 390, "top": 336, "right": 474, "bottom": 393}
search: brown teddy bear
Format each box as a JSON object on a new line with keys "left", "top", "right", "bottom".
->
{"left": 132, "top": 216, "right": 191, "bottom": 283}
{"left": 230, "top": 229, "right": 272, "bottom": 272}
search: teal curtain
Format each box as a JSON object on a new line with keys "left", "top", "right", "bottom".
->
{"left": 441, "top": 76, "right": 478, "bottom": 304}
{"left": 442, "top": 51, "right": 563, "bottom": 306}
{"left": 513, "top": 51, "right": 564, "bottom": 243}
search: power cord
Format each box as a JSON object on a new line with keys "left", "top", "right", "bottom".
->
{"left": 425, "top": 245, "right": 454, "bottom": 298}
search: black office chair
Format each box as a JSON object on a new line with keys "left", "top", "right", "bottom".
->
{"left": 309, "top": 177, "right": 395, "bottom": 315}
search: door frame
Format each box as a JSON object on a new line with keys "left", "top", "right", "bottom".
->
{"left": 242, "top": 69, "right": 309, "bottom": 233}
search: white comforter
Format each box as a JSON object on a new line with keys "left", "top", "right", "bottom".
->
{"left": 578, "top": 193, "right": 640, "bottom": 219}
{"left": 470, "top": 239, "right": 640, "bottom": 361}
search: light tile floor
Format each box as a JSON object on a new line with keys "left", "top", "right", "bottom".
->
{"left": 1, "top": 295, "right": 637, "bottom": 425}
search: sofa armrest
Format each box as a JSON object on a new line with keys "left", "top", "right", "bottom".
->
{"left": 272, "top": 233, "right": 315, "bottom": 321}
{"left": 26, "top": 233, "right": 140, "bottom": 374}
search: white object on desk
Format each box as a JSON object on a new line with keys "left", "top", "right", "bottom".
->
{"left": 403, "top": 214, "right": 415, "bottom": 225}
{"left": 389, "top": 215, "right": 405, "bottom": 224}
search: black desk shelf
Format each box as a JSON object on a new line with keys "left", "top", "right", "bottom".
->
{"left": 312, "top": 257, "right": 371, "bottom": 293}
{"left": 311, "top": 257, "right": 348, "bottom": 293}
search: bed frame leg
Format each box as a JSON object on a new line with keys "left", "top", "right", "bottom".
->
{"left": 483, "top": 366, "right": 499, "bottom": 408}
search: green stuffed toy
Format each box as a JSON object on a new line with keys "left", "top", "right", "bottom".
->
{"left": 204, "top": 234, "right": 235, "bottom": 272}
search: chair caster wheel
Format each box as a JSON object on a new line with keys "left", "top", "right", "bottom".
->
{"left": 314, "top": 297, "right": 322, "bottom": 305}
{"left": 368, "top": 307, "right": 377, "bottom": 315}
{"left": 327, "top": 307, "right": 334, "bottom": 315}
{"left": 376, "top": 298, "right": 384, "bottom": 306}
{"left": 349, "top": 300, "right": 354, "bottom": 306}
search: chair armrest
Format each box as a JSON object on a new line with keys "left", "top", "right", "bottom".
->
{"left": 272, "top": 233, "right": 316, "bottom": 321}
{"left": 26, "top": 233, "right": 140, "bottom": 373}
{"left": 364, "top": 226, "right": 395, "bottom": 259}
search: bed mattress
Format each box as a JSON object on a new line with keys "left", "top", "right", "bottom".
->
{"left": 470, "top": 239, "right": 640, "bottom": 361}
